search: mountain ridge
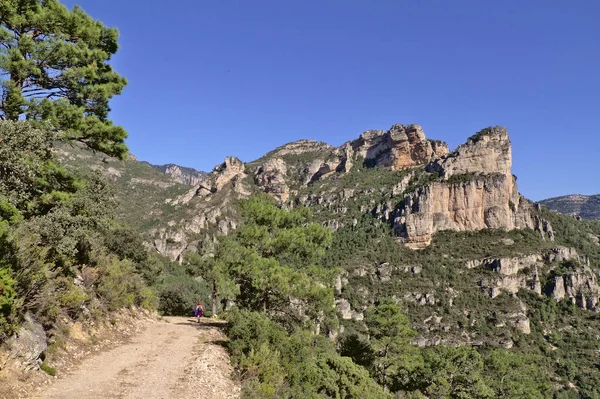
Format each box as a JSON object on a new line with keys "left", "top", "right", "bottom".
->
{"left": 58, "top": 123, "right": 556, "bottom": 262}
{"left": 539, "top": 194, "right": 600, "bottom": 220}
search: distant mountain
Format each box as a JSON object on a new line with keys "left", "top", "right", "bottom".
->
{"left": 539, "top": 194, "right": 600, "bottom": 220}
{"left": 145, "top": 163, "right": 207, "bottom": 187}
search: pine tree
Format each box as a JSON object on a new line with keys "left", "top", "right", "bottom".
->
{"left": 364, "top": 298, "right": 423, "bottom": 392}
{"left": 217, "top": 195, "right": 335, "bottom": 327}
{"left": 0, "top": 1, "right": 128, "bottom": 157}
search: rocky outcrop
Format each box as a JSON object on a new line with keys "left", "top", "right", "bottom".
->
{"left": 427, "top": 127, "right": 512, "bottom": 178}
{"left": 150, "top": 164, "right": 207, "bottom": 186}
{"left": 548, "top": 268, "right": 600, "bottom": 310}
{"left": 213, "top": 156, "right": 246, "bottom": 192}
{"left": 468, "top": 247, "right": 599, "bottom": 311}
{"left": 254, "top": 158, "right": 290, "bottom": 202}
{"left": 393, "top": 127, "right": 554, "bottom": 247}
{"left": 152, "top": 228, "right": 190, "bottom": 262}
{"left": 172, "top": 156, "right": 248, "bottom": 206}
{"left": 340, "top": 124, "right": 449, "bottom": 171}
{"left": 429, "top": 139, "right": 450, "bottom": 159}
{"left": 545, "top": 246, "right": 589, "bottom": 265}
{"left": 336, "top": 299, "right": 364, "bottom": 321}
{"left": 477, "top": 254, "right": 544, "bottom": 298}
{"left": 6, "top": 314, "right": 47, "bottom": 370}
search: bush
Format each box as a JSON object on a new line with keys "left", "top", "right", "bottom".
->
{"left": 226, "top": 309, "right": 391, "bottom": 398}
{"left": 157, "top": 272, "right": 209, "bottom": 316}
{"left": 0, "top": 266, "right": 18, "bottom": 339}
{"left": 96, "top": 255, "right": 154, "bottom": 311}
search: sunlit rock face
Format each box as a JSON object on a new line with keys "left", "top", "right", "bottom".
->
{"left": 393, "top": 127, "right": 554, "bottom": 248}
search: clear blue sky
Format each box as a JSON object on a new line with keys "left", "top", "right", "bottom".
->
{"left": 62, "top": 0, "right": 599, "bottom": 201}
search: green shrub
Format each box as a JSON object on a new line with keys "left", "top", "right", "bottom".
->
{"left": 226, "top": 309, "right": 390, "bottom": 398}
{"left": 0, "top": 266, "right": 18, "bottom": 339}
{"left": 40, "top": 363, "right": 56, "bottom": 376}
{"left": 157, "top": 272, "right": 209, "bottom": 316}
{"left": 96, "top": 255, "right": 152, "bottom": 311}
{"left": 56, "top": 278, "right": 89, "bottom": 315}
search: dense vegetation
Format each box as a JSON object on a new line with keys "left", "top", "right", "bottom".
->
{"left": 195, "top": 197, "right": 556, "bottom": 398}
{"left": 0, "top": 121, "right": 155, "bottom": 340}
{"left": 0, "top": 2, "right": 153, "bottom": 352}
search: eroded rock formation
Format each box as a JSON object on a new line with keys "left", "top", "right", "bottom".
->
{"left": 150, "top": 164, "right": 206, "bottom": 186}
{"left": 254, "top": 158, "right": 290, "bottom": 202}
{"left": 469, "top": 247, "right": 599, "bottom": 311}
{"left": 339, "top": 124, "right": 449, "bottom": 171}
{"left": 393, "top": 127, "right": 554, "bottom": 248}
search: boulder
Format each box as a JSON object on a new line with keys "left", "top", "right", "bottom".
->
{"left": 7, "top": 314, "right": 47, "bottom": 371}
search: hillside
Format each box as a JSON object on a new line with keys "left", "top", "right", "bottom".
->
{"left": 539, "top": 194, "right": 600, "bottom": 220}
{"left": 54, "top": 123, "right": 600, "bottom": 397}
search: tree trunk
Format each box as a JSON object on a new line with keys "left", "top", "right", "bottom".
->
{"left": 262, "top": 290, "right": 268, "bottom": 313}
{"left": 211, "top": 279, "right": 217, "bottom": 317}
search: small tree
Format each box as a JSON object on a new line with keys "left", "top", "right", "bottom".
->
{"left": 417, "top": 346, "right": 494, "bottom": 399}
{"left": 0, "top": 1, "right": 128, "bottom": 157}
{"left": 184, "top": 252, "right": 232, "bottom": 317}
{"left": 484, "top": 350, "right": 551, "bottom": 398}
{"left": 364, "top": 298, "right": 423, "bottom": 392}
{"left": 217, "top": 196, "right": 335, "bottom": 327}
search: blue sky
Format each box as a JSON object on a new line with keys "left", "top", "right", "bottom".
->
{"left": 62, "top": 0, "right": 599, "bottom": 201}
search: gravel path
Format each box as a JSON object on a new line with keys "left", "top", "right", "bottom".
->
{"left": 30, "top": 317, "right": 239, "bottom": 399}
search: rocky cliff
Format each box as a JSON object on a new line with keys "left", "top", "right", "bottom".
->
{"left": 390, "top": 127, "right": 553, "bottom": 248}
{"left": 57, "top": 124, "right": 556, "bottom": 262}
{"left": 340, "top": 124, "right": 449, "bottom": 170}
{"left": 148, "top": 163, "right": 207, "bottom": 187}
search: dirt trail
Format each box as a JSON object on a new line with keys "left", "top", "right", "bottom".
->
{"left": 30, "top": 317, "right": 239, "bottom": 399}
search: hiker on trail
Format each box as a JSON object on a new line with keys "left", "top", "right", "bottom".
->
{"left": 194, "top": 302, "right": 204, "bottom": 323}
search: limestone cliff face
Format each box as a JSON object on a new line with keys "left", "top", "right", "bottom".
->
{"left": 150, "top": 164, "right": 206, "bottom": 186}
{"left": 427, "top": 127, "right": 512, "bottom": 178}
{"left": 393, "top": 174, "right": 519, "bottom": 248}
{"left": 393, "top": 127, "right": 554, "bottom": 248}
{"left": 254, "top": 158, "right": 290, "bottom": 202}
{"left": 470, "top": 247, "right": 599, "bottom": 311}
{"left": 340, "top": 124, "right": 449, "bottom": 171}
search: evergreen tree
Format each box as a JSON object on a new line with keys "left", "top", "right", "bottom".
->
{"left": 416, "top": 346, "right": 494, "bottom": 399}
{"left": 364, "top": 298, "right": 423, "bottom": 392}
{"left": 218, "top": 195, "right": 335, "bottom": 327}
{"left": 184, "top": 252, "right": 232, "bottom": 317}
{"left": 484, "top": 350, "right": 551, "bottom": 399}
{"left": 0, "top": 0, "right": 128, "bottom": 157}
